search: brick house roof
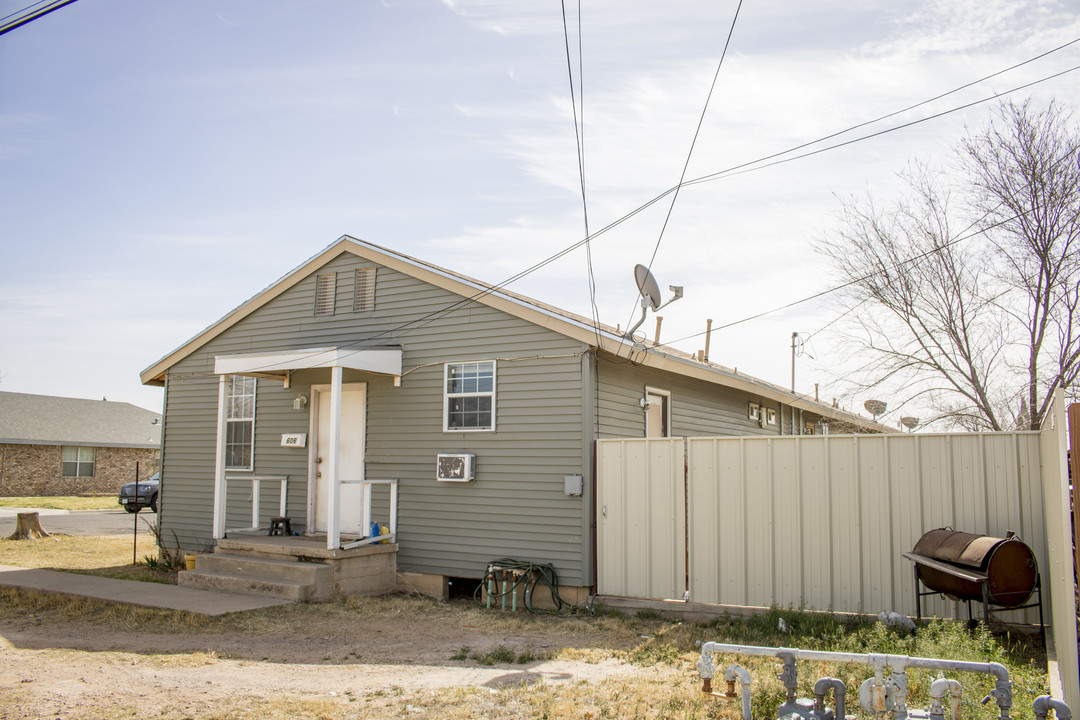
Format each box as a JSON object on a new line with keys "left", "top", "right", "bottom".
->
{"left": 0, "top": 391, "right": 161, "bottom": 448}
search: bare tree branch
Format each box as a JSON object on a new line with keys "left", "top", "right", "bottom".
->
{"left": 818, "top": 99, "right": 1080, "bottom": 430}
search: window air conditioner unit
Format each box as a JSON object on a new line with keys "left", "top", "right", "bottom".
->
{"left": 436, "top": 453, "right": 475, "bottom": 482}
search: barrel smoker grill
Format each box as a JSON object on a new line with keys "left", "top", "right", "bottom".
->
{"left": 903, "top": 528, "right": 1043, "bottom": 636}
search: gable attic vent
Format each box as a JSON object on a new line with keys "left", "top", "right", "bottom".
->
{"left": 314, "top": 273, "right": 336, "bottom": 316}
{"left": 353, "top": 267, "right": 376, "bottom": 312}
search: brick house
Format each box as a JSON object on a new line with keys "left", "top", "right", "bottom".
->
{"left": 0, "top": 392, "right": 161, "bottom": 496}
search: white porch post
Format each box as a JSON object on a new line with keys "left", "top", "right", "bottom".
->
{"left": 212, "top": 375, "right": 228, "bottom": 539}
{"left": 326, "top": 365, "right": 343, "bottom": 550}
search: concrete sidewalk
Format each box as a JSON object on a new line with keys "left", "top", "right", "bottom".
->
{"left": 0, "top": 565, "right": 292, "bottom": 616}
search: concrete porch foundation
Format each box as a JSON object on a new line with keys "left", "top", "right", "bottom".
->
{"left": 179, "top": 533, "right": 398, "bottom": 602}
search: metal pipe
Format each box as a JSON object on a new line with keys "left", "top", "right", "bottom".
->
{"left": 697, "top": 643, "right": 1014, "bottom": 720}
{"left": 889, "top": 654, "right": 909, "bottom": 720}
{"left": 777, "top": 648, "right": 798, "bottom": 703}
{"left": 725, "top": 664, "right": 752, "bottom": 720}
{"left": 814, "top": 677, "right": 847, "bottom": 719}
{"left": 930, "top": 678, "right": 962, "bottom": 720}
{"left": 1033, "top": 696, "right": 1072, "bottom": 720}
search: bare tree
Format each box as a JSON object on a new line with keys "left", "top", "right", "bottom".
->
{"left": 819, "top": 100, "right": 1080, "bottom": 431}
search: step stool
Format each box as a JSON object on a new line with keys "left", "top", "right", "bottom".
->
{"left": 268, "top": 516, "right": 292, "bottom": 536}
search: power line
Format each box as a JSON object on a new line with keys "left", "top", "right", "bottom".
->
{"left": 0, "top": 0, "right": 51, "bottom": 24}
{"left": 162, "top": 38, "right": 1080, "bottom": 379}
{"left": 560, "top": 0, "right": 601, "bottom": 344}
{"left": 216, "top": 55, "right": 1080, "bottom": 380}
{"left": 0, "top": 0, "right": 80, "bottom": 37}
{"left": 623, "top": 0, "right": 745, "bottom": 337}
{"left": 662, "top": 203, "right": 1014, "bottom": 347}
{"left": 682, "top": 62, "right": 1080, "bottom": 189}
{"left": 676, "top": 35, "right": 1080, "bottom": 190}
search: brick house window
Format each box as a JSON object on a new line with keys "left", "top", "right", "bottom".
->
{"left": 62, "top": 447, "right": 95, "bottom": 477}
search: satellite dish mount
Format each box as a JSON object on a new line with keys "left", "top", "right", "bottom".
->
{"left": 625, "top": 264, "right": 683, "bottom": 339}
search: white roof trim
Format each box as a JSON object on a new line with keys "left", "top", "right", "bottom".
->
{"left": 214, "top": 346, "right": 402, "bottom": 380}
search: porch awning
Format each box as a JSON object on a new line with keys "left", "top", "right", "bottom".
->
{"left": 214, "top": 346, "right": 402, "bottom": 384}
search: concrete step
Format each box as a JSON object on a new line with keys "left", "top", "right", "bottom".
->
{"left": 178, "top": 568, "right": 316, "bottom": 602}
{"left": 197, "top": 552, "right": 331, "bottom": 586}
{"left": 179, "top": 552, "right": 334, "bottom": 602}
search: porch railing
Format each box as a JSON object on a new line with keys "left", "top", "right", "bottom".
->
{"left": 224, "top": 474, "right": 288, "bottom": 534}
{"left": 342, "top": 478, "right": 398, "bottom": 549}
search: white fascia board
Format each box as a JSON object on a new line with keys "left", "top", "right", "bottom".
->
{"left": 214, "top": 347, "right": 402, "bottom": 378}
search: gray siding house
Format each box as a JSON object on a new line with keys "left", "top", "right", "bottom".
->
{"left": 140, "top": 236, "right": 872, "bottom": 601}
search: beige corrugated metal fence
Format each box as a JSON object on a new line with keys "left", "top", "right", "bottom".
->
{"left": 597, "top": 401, "right": 1077, "bottom": 708}
{"left": 686, "top": 432, "right": 1046, "bottom": 624}
{"left": 598, "top": 432, "right": 1048, "bottom": 623}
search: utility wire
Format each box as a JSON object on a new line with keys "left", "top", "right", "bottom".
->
{"left": 173, "top": 43, "right": 1080, "bottom": 378}
{"left": 663, "top": 203, "right": 1013, "bottom": 347}
{"left": 675, "top": 35, "right": 1080, "bottom": 190}
{"left": 623, "top": 0, "right": 745, "bottom": 338}
{"left": 0, "top": 0, "right": 80, "bottom": 37}
{"left": 0, "top": 0, "right": 51, "bottom": 24}
{"left": 682, "top": 62, "right": 1080, "bottom": 188}
{"left": 561, "top": 0, "right": 601, "bottom": 344}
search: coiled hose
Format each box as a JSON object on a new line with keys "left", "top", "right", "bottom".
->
{"left": 474, "top": 558, "right": 583, "bottom": 614}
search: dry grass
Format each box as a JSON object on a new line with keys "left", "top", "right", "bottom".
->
{"left": 0, "top": 533, "right": 1053, "bottom": 720}
{"left": 0, "top": 495, "right": 118, "bottom": 511}
{"left": 0, "top": 532, "right": 171, "bottom": 583}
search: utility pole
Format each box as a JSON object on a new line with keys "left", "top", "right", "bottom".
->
{"left": 791, "top": 332, "right": 798, "bottom": 394}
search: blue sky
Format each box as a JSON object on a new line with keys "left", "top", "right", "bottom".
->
{"left": 1, "top": 0, "right": 1077, "bottom": 421}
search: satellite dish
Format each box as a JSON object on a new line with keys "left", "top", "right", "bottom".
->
{"left": 624, "top": 264, "right": 684, "bottom": 339}
{"left": 863, "top": 399, "right": 887, "bottom": 418}
{"left": 901, "top": 416, "right": 920, "bottom": 431}
{"left": 634, "top": 264, "right": 663, "bottom": 310}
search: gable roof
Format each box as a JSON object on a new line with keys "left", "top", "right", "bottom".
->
{"left": 0, "top": 391, "right": 162, "bottom": 448}
{"left": 140, "top": 235, "right": 878, "bottom": 429}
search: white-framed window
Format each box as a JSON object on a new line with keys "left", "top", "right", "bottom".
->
{"left": 645, "top": 387, "right": 671, "bottom": 438}
{"left": 748, "top": 402, "right": 760, "bottom": 421}
{"left": 766, "top": 408, "right": 778, "bottom": 426}
{"left": 444, "top": 361, "right": 495, "bottom": 431}
{"left": 62, "top": 446, "right": 95, "bottom": 477}
{"left": 314, "top": 273, "right": 336, "bottom": 316}
{"left": 225, "top": 375, "right": 256, "bottom": 470}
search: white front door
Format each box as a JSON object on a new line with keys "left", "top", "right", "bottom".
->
{"left": 312, "top": 383, "right": 367, "bottom": 535}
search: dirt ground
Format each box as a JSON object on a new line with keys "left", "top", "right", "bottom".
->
{"left": 0, "top": 596, "right": 683, "bottom": 719}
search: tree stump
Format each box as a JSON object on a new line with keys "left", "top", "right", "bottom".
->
{"left": 8, "top": 512, "right": 53, "bottom": 540}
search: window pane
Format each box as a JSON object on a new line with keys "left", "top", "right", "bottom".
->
{"left": 227, "top": 376, "right": 255, "bottom": 420}
{"left": 63, "top": 446, "right": 77, "bottom": 462}
{"left": 226, "top": 421, "right": 253, "bottom": 469}
{"left": 447, "top": 396, "right": 492, "bottom": 429}
{"left": 62, "top": 461, "right": 78, "bottom": 477}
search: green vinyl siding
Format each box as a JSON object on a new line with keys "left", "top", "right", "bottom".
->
{"left": 158, "top": 251, "right": 592, "bottom": 584}
{"left": 595, "top": 351, "right": 812, "bottom": 439}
